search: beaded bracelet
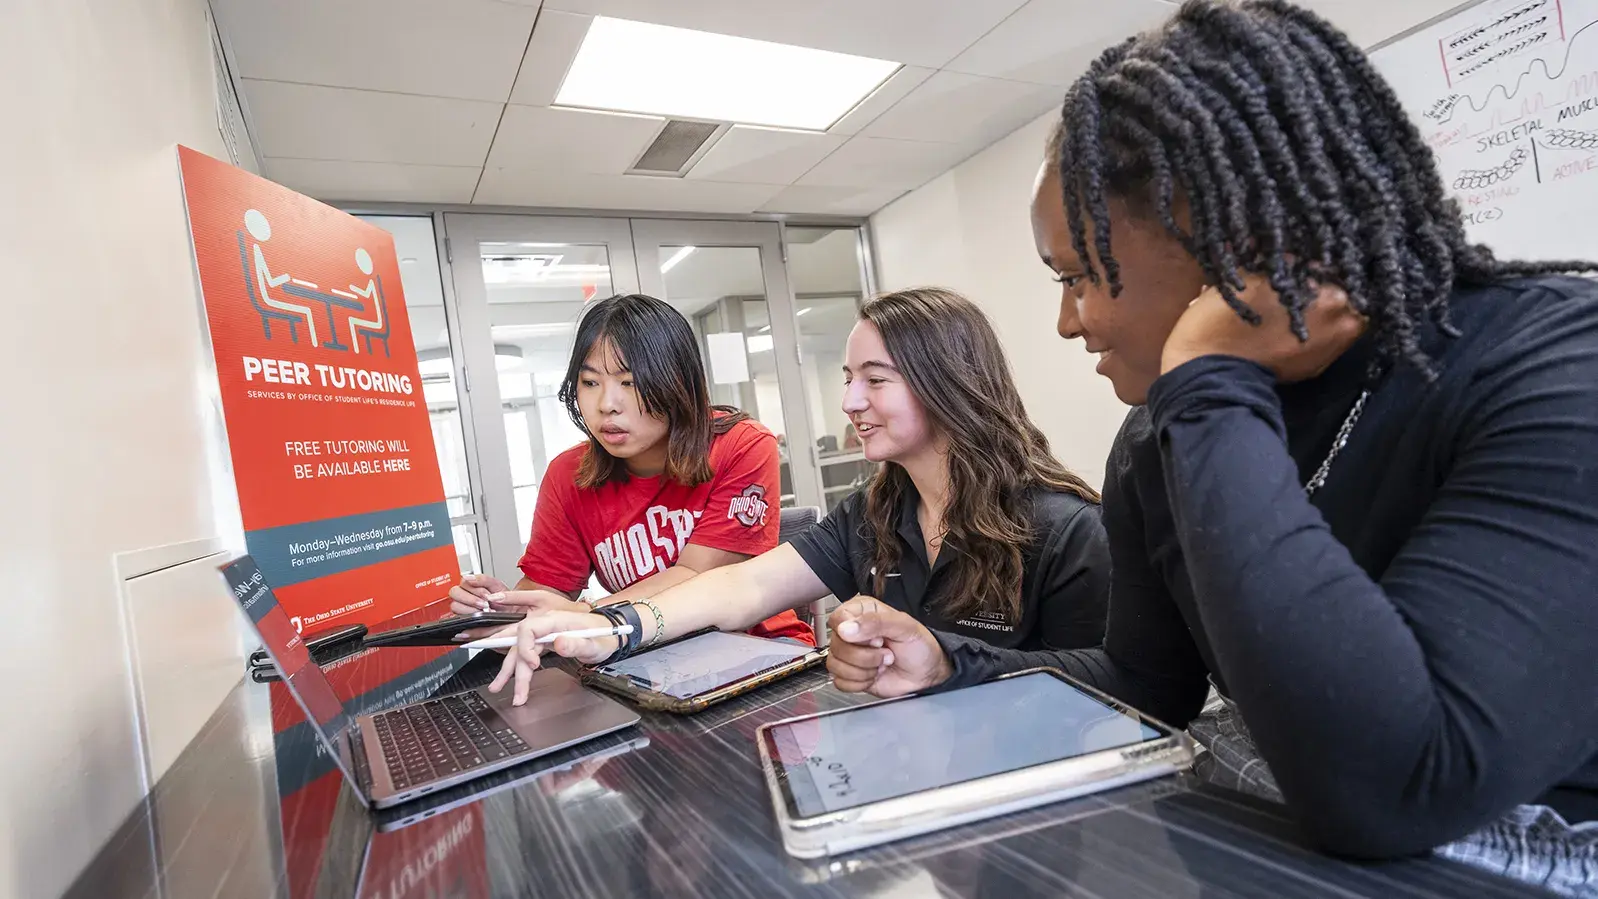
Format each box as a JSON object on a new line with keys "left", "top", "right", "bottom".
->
{"left": 632, "top": 599, "right": 666, "bottom": 649}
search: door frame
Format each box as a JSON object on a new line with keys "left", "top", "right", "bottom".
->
{"left": 442, "top": 213, "right": 642, "bottom": 578}
{"left": 425, "top": 212, "right": 492, "bottom": 574}
{"left": 631, "top": 218, "right": 824, "bottom": 512}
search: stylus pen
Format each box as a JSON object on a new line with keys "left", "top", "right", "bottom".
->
{"left": 458, "top": 625, "right": 633, "bottom": 651}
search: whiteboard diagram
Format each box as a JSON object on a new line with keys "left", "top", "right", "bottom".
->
{"left": 1374, "top": 0, "right": 1598, "bottom": 260}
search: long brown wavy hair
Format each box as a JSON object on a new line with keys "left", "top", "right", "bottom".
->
{"left": 860, "top": 288, "right": 1099, "bottom": 623}
{"left": 559, "top": 294, "right": 749, "bottom": 488}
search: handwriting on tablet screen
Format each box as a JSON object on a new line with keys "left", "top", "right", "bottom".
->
{"left": 777, "top": 673, "right": 1166, "bottom": 815}
{"left": 808, "top": 756, "right": 856, "bottom": 803}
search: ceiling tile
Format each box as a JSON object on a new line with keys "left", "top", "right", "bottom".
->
{"left": 263, "top": 158, "right": 481, "bottom": 203}
{"left": 686, "top": 127, "right": 846, "bottom": 184}
{"left": 485, "top": 106, "right": 663, "bottom": 174}
{"left": 945, "top": 0, "right": 1172, "bottom": 86}
{"left": 758, "top": 185, "right": 907, "bottom": 216}
{"left": 796, "top": 136, "right": 974, "bottom": 191}
{"left": 508, "top": 9, "right": 591, "bottom": 106}
{"left": 860, "top": 71, "right": 1062, "bottom": 147}
{"left": 213, "top": 0, "right": 536, "bottom": 101}
{"left": 475, "top": 169, "right": 783, "bottom": 212}
{"left": 540, "top": 0, "right": 1029, "bottom": 68}
{"left": 829, "top": 66, "right": 936, "bottom": 136}
{"left": 244, "top": 81, "right": 501, "bottom": 166}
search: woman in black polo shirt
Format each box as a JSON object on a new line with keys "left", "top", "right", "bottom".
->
{"left": 485, "top": 287, "right": 1109, "bottom": 703}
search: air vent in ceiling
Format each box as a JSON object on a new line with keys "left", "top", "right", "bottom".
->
{"left": 207, "top": 5, "right": 260, "bottom": 174}
{"left": 629, "top": 119, "right": 729, "bottom": 176}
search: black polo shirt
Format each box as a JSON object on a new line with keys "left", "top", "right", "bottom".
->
{"left": 789, "top": 483, "right": 1109, "bottom": 650}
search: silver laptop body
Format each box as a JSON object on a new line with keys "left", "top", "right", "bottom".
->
{"left": 222, "top": 555, "right": 640, "bottom": 809}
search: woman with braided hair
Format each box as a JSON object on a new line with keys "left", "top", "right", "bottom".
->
{"left": 823, "top": 0, "right": 1598, "bottom": 876}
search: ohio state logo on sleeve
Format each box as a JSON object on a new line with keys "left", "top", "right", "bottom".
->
{"left": 727, "top": 484, "right": 770, "bottom": 528}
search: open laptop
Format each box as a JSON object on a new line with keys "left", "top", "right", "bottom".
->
{"left": 221, "top": 554, "right": 640, "bottom": 809}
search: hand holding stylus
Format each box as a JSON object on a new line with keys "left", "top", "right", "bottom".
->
{"left": 489, "top": 610, "right": 623, "bottom": 706}
{"left": 462, "top": 625, "right": 632, "bottom": 651}
{"left": 448, "top": 575, "right": 592, "bottom": 642}
{"left": 448, "top": 573, "right": 508, "bottom": 614}
{"left": 449, "top": 574, "right": 580, "bottom": 615}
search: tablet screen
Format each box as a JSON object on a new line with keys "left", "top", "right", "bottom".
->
{"left": 595, "top": 631, "right": 812, "bottom": 699}
{"left": 764, "top": 671, "right": 1164, "bottom": 818}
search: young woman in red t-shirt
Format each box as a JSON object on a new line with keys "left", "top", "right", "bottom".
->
{"left": 447, "top": 293, "right": 811, "bottom": 644}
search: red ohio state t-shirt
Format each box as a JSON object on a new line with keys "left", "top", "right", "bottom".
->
{"left": 517, "top": 418, "right": 814, "bottom": 645}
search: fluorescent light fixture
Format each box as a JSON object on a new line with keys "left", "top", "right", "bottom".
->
{"left": 493, "top": 324, "right": 575, "bottom": 341}
{"left": 422, "top": 381, "right": 456, "bottom": 405}
{"left": 418, "top": 357, "right": 527, "bottom": 375}
{"left": 482, "top": 254, "right": 564, "bottom": 284}
{"left": 758, "top": 325, "right": 771, "bottom": 334}
{"left": 417, "top": 357, "right": 452, "bottom": 377}
{"left": 556, "top": 17, "right": 901, "bottom": 130}
{"left": 660, "top": 246, "right": 696, "bottom": 273}
{"left": 419, "top": 344, "right": 528, "bottom": 377}
{"left": 796, "top": 307, "right": 812, "bottom": 316}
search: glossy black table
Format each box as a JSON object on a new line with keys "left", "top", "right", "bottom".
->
{"left": 67, "top": 644, "right": 1554, "bottom": 898}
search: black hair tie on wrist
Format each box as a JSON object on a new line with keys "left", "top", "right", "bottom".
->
{"left": 591, "top": 603, "right": 644, "bottom": 665}
{"left": 591, "top": 605, "right": 632, "bottom": 666}
{"left": 612, "top": 603, "right": 644, "bottom": 656}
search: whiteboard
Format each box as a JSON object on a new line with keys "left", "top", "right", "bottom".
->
{"left": 1373, "top": 0, "right": 1598, "bottom": 260}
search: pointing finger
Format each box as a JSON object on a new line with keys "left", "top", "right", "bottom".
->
{"left": 489, "top": 645, "right": 516, "bottom": 693}
{"left": 513, "top": 655, "right": 537, "bottom": 706}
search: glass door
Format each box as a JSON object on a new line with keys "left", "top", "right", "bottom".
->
{"left": 442, "top": 214, "right": 852, "bottom": 581}
{"left": 443, "top": 214, "right": 641, "bottom": 578}
{"left": 631, "top": 219, "right": 823, "bottom": 512}
{"left": 355, "top": 214, "right": 488, "bottom": 575}
{"left": 785, "top": 227, "right": 874, "bottom": 514}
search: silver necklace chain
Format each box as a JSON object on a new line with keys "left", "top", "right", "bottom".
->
{"left": 1303, "top": 390, "right": 1370, "bottom": 496}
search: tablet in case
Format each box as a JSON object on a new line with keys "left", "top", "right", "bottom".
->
{"left": 580, "top": 629, "right": 828, "bottom": 715}
{"left": 756, "top": 667, "right": 1194, "bottom": 858}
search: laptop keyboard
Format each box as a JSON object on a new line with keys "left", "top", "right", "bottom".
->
{"left": 371, "top": 692, "right": 530, "bottom": 790}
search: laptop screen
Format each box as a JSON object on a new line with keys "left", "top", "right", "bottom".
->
{"left": 222, "top": 555, "right": 367, "bottom": 802}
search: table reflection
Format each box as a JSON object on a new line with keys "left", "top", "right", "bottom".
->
{"left": 64, "top": 600, "right": 1559, "bottom": 899}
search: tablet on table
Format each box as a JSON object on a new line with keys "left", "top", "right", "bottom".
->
{"left": 582, "top": 630, "right": 827, "bottom": 714}
{"left": 757, "top": 667, "right": 1194, "bottom": 858}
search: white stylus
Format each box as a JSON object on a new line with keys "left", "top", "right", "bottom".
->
{"left": 458, "top": 625, "right": 633, "bottom": 651}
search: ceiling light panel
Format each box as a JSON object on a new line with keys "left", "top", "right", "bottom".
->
{"left": 555, "top": 17, "right": 901, "bottom": 131}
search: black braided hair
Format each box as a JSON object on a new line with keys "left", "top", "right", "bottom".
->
{"left": 1051, "top": 0, "right": 1597, "bottom": 376}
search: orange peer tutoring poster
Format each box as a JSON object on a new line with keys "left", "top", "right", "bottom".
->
{"left": 179, "top": 146, "right": 458, "bottom": 630}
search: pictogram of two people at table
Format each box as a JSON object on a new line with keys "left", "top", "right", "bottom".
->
{"left": 236, "top": 208, "right": 391, "bottom": 355}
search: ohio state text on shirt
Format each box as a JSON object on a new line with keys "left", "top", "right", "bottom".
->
{"left": 517, "top": 417, "right": 812, "bottom": 645}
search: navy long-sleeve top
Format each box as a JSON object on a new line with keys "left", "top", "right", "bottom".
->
{"left": 934, "top": 275, "right": 1598, "bottom": 858}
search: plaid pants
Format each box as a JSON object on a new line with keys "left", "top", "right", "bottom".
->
{"left": 1190, "top": 694, "right": 1598, "bottom": 897}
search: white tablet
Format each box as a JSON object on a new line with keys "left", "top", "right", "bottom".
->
{"left": 756, "top": 668, "right": 1194, "bottom": 858}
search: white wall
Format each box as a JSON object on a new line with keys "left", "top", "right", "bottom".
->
{"left": 0, "top": 0, "right": 236, "bottom": 896}
{"left": 870, "top": 115, "right": 1128, "bottom": 489}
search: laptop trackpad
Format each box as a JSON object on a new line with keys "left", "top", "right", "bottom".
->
{"left": 478, "top": 672, "right": 638, "bottom": 755}
{"left": 478, "top": 668, "right": 633, "bottom": 730}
